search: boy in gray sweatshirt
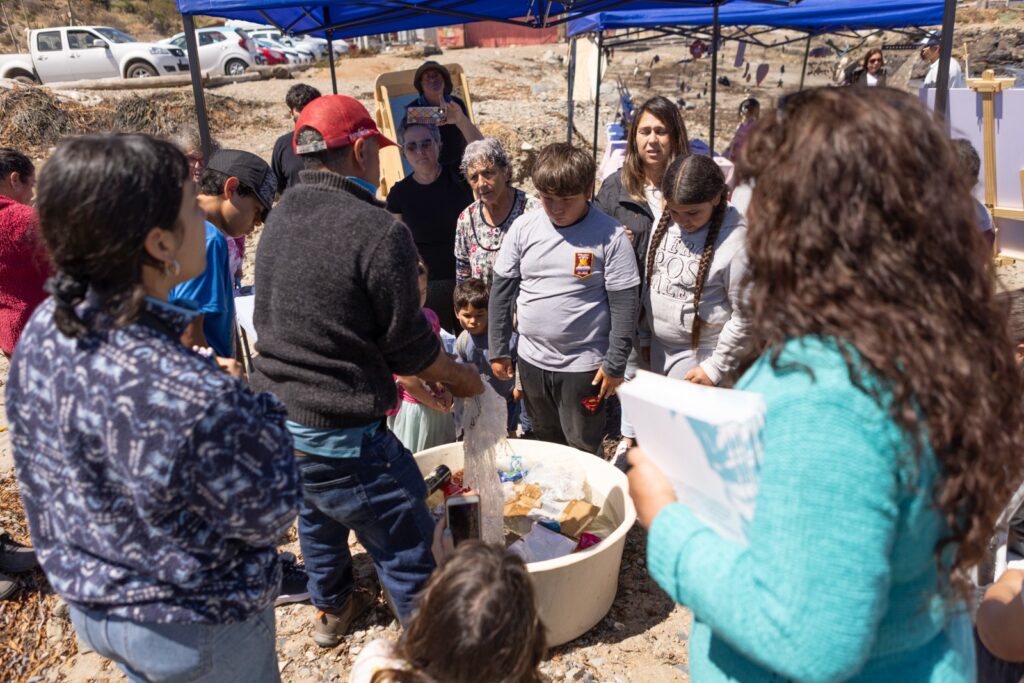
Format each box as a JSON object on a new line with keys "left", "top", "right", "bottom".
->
{"left": 489, "top": 143, "right": 640, "bottom": 455}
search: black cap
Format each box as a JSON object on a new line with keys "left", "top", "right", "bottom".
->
{"left": 205, "top": 149, "right": 276, "bottom": 211}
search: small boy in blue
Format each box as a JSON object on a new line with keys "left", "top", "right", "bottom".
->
{"left": 453, "top": 279, "right": 521, "bottom": 436}
{"left": 171, "top": 150, "right": 276, "bottom": 358}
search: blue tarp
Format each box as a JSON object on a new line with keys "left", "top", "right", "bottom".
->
{"left": 174, "top": 1, "right": 759, "bottom": 39}
{"left": 567, "top": 0, "right": 944, "bottom": 37}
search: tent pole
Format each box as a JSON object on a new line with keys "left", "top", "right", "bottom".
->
{"left": 933, "top": 0, "right": 956, "bottom": 122}
{"left": 798, "top": 34, "right": 811, "bottom": 91}
{"left": 324, "top": 6, "right": 338, "bottom": 94}
{"left": 566, "top": 36, "right": 578, "bottom": 144}
{"left": 709, "top": 2, "right": 720, "bottom": 156}
{"left": 182, "top": 14, "right": 212, "bottom": 161}
{"left": 592, "top": 32, "right": 603, "bottom": 160}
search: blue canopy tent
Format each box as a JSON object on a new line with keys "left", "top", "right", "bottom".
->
{"left": 565, "top": 0, "right": 954, "bottom": 156}
{"left": 174, "top": 0, "right": 800, "bottom": 159}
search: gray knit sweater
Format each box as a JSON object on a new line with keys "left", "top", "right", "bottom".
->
{"left": 251, "top": 170, "right": 439, "bottom": 428}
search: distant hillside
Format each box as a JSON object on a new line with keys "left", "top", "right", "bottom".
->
{"left": 0, "top": 0, "right": 223, "bottom": 53}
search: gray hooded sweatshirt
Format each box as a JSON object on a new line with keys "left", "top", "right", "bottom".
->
{"left": 640, "top": 205, "right": 751, "bottom": 385}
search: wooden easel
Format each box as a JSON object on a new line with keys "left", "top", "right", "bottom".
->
{"left": 967, "top": 69, "right": 1018, "bottom": 262}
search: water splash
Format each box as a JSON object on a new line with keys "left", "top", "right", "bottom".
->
{"left": 457, "top": 381, "right": 511, "bottom": 544}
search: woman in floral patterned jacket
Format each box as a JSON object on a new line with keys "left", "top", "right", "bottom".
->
{"left": 454, "top": 138, "right": 539, "bottom": 286}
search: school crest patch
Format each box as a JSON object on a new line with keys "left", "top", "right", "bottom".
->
{"left": 574, "top": 252, "right": 594, "bottom": 279}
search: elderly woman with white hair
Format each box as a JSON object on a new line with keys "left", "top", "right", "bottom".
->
{"left": 386, "top": 117, "right": 474, "bottom": 332}
{"left": 454, "top": 138, "right": 540, "bottom": 285}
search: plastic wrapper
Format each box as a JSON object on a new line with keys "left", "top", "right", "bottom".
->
{"left": 576, "top": 532, "right": 603, "bottom": 552}
{"left": 457, "top": 381, "right": 511, "bottom": 544}
{"left": 508, "top": 523, "right": 579, "bottom": 563}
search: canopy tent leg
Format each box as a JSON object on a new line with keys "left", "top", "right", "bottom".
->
{"left": 933, "top": 0, "right": 957, "bottom": 122}
{"left": 324, "top": 6, "right": 338, "bottom": 94}
{"left": 182, "top": 14, "right": 212, "bottom": 161}
{"left": 799, "top": 34, "right": 811, "bottom": 91}
{"left": 592, "top": 32, "right": 603, "bottom": 160}
{"left": 566, "top": 37, "right": 578, "bottom": 144}
{"left": 709, "top": 2, "right": 720, "bottom": 156}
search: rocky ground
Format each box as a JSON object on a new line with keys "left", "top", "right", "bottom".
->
{"left": 1, "top": 10, "right": 1023, "bottom": 681}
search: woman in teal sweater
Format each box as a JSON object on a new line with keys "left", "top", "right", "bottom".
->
{"left": 628, "top": 87, "right": 1024, "bottom": 682}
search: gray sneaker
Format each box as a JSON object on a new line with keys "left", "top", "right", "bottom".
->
{"left": 0, "top": 533, "right": 37, "bottom": 574}
{"left": 312, "top": 584, "right": 379, "bottom": 648}
{"left": 0, "top": 572, "right": 18, "bottom": 600}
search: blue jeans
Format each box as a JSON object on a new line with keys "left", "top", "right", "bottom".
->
{"left": 70, "top": 605, "right": 278, "bottom": 683}
{"left": 296, "top": 425, "right": 435, "bottom": 622}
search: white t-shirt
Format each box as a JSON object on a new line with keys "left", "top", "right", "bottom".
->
{"left": 865, "top": 72, "right": 879, "bottom": 87}
{"left": 924, "top": 57, "right": 965, "bottom": 89}
{"left": 493, "top": 205, "right": 640, "bottom": 372}
{"left": 644, "top": 185, "right": 664, "bottom": 227}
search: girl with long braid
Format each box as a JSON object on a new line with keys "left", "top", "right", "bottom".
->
{"left": 640, "top": 154, "right": 751, "bottom": 385}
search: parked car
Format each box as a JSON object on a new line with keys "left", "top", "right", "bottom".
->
{"left": 248, "top": 28, "right": 349, "bottom": 59}
{"left": 255, "top": 43, "right": 288, "bottom": 66}
{"left": 161, "top": 26, "right": 256, "bottom": 76}
{"left": 255, "top": 37, "right": 313, "bottom": 64}
{"left": 0, "top": 26, "right": 187, "bottom": 83}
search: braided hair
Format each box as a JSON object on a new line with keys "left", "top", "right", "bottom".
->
{"left": 645, "top": 154, "right": 728, "bottom": 350}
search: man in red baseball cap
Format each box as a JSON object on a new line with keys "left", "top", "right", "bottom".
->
{"left": 251, "top": 95, "right": 483, "bottom": 647}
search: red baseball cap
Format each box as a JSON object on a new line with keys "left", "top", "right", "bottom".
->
{"left": 293, "top": 95, "right": 396, "bottom": 154}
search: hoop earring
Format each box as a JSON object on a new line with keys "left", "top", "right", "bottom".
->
{"left": 163, "top": 259, "right": 181, "bottom": 277}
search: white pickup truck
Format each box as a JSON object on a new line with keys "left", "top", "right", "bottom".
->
{"left": 0, "top": 26, "right": 189, "bottom": 84}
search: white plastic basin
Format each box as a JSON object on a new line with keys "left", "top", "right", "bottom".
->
{"left": 414, "top": 439, "right": 637, "bottom": 647}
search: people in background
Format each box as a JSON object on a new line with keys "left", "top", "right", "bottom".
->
{"left": 453, "top": 278, "right": 521, "bottom": 436}
{"left": 640, "top": 154, "right": 751, "bottom": 386}
{"left": 388, "top": 257, "right": 457, "bottom": 453}
{"left": 7, "top": 134, "right": 299, "bottom": 682}
{"left": 454, "top": 138, "right": 539, "bottom": 286}
{"left": 173, "top": 125, "right": 221, "bottom": 184}
{"left": 349, "top": 541, "right": 545, "bottom": 683}
{"left": 952, "top": 138, "right": 996, "bottom": 249}
{"left": 0, "top": 148, "right": 50, "bottom": 358}
{"left": 252, "top": 94, "right": 482, "bottom": 647}
{"left": 628, "top": 86, "right": 1022, "bottom": 682}
{"left": 386, "top": 117, "right": 474, "bottom": 332}
{"left": 594, "top": 96, "right": 689, "bottom": 462}
{"left": 170, "top": 150, "right": 275, "bottom": 359}
{"left": 725, "top": 97, "right": 760, "bottom": 161}
{"left": 846, "top": 48, "right": 887, "bottom": 87}
{"left": 272, "top": 83, "right": 322, "bottom": 195}
{"left": 920, "top": 32, "right": 966, "bottom": 88}
{"left": 490, "top": 143, "right": 639, "bottom": 455}
{"left": 407, "top": 61, "right": 483, "bottom": 170}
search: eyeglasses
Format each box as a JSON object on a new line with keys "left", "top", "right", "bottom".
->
{"left": 867, "top": 58, "right": 883, "bottom": 64}
{"left": 404, "top": 139, "right": 435, "bottom": 153}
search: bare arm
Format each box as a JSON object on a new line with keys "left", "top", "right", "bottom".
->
{"left": 180, "top": 315, "right": 209, "bottom": 349}
{"left": 417, "top": 346, "right": 483, "bottom": 398}
{"left": 978, "top": 569, "right": 1024, "bottom": 662}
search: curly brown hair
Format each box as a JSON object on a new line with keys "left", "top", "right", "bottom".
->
{"left": 735, "top": 86, "right": 1024, "bottom": 595}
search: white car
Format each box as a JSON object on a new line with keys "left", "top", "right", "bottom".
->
{"left": 0, "top": 26, "right": 188, "bottom": 83}
{"left": 255, "top": 38, "right": 313, "bottom": 64}
{"left": 162, "top": 26, "right": 257, "bottom": 76}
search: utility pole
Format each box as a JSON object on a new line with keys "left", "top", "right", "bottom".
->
{"left": 67, "top": 0, "right": 75, "bottom": 26}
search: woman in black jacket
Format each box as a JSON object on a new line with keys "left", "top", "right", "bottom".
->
{"left": 595, "top": 96, "right": 689, "bottom": 278}
{"left": 595, "top": 96, "right": 689, "bottom": 459}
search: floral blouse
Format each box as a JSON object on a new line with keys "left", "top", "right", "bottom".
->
{"left": 454, "top": 188, "right": 539, "bottom": 285}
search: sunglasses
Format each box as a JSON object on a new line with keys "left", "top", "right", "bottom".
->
{"left": 868, "top": 58, "right": 883, "bottom": 64}
{"left": 404, "top": 139, "right": 435, "bottom": 153}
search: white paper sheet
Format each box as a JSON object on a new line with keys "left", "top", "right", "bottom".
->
{"left": 618, "top": 370, "right": 765, "bottom": 545}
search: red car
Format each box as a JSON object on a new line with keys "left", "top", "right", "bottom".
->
{"left": 256, "top": 45, "right": 287, "bottom": 66}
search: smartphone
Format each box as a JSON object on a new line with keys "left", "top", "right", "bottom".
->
{"left": 445, "top": 494, "right": 481, "bottom": 546}
{"left": 406, "top": 105, "right": 447, "bottom": 125}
